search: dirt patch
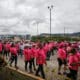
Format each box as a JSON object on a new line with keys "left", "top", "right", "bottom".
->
{"left": 0, "top": 67, "right": 37, "bottom": 80}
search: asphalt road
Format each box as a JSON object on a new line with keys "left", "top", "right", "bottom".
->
{"left": 6, "top": 53, "right": 80, "bottom": 80}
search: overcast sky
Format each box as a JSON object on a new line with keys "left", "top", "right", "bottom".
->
{"left": 0, "top": 0, "right": 80, "bottom": 35}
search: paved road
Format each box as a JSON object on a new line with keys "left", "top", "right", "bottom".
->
{"left": 6, "top": 53, "right": 80, "bottom": 80}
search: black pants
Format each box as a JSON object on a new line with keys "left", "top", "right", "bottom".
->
{"left": 10, "top": 55, "right": 17, "bottom": 67}
{"left": 20, "top": 49, "right": 23, "bottom": 57}
{"left": 51, "top": 48, "right": 54, "bottom": 55}
{"left": 46, "top": 51, "right": 51, "bottom": 60}
{"left": 32, "top": 58, "right": 36, "bottom": 70}
{"left": 4, "top": 50, "right": 9, "bottom": 58}
{"left": 0, "top": 51, "right": 2, "bottom": 55}
{"left": 67, "top": 68, "right": 78, "bottom": 80}
{"left": 57, "top": 58, "right": 67, "bottom": 66}
{"left": 36, "top": 64, "right": 45, "bottom": 79}
{"left": 25, "top": 60, "right": 32, "bottom": 72}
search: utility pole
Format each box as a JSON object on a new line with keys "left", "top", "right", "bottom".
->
{"left": 36, "top": 22, "right": 39, "bottom": 36}
{"left": 48, "top": 5, "right": 53, "bottom": 38}
{"left": 64, "top": 27, "right": 66, "bottom": 36}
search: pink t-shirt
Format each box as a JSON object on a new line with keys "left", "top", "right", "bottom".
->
{"left": 31, "top": 48, "right": 36, "bottom": 58}
{"left": 48, "top": 43, "right": 53, "bottom": 51}
{"left": 23, "top": 49, "right": 31, "bottom": 61}
{"left": 57, "top": 48, "right": 67, "bottom": 60}
{"left": 15, "top": 43, "right": 20, "bottom": 51}
{"left": 68, "top": 53, "right": 80, "bottom": 71}
{"left": 36, "top": 49, "right": 46, "bottom": 65}
{"left": 35, "top": 48, "right": 39, "bottom": 58}
{"left": 10, "top": 47, "right": 17, "bottom": 55}
{"left": 5, "top": 43, "right": 11, "bottom": 51}
{"left": 43, "top": 44, "right": 49, "bottom": 55}
{"left": 0, "top": 43, "right": 2, "bottom": 52}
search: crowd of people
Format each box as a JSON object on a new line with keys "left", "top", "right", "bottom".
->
{"left": 0, "top": 39, "right": 80, "bottom": 80}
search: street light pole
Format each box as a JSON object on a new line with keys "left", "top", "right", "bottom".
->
{"left": 37, "top": 22, "right": 39, "bottom": 36}
{"left": 48, "top": 5, "right": 53, "bottom": 38}
{"left": 50, "top": 8, "right": 51, "bottom": 38}
{"left": 64, "top": 27, "right": 65, "bottom": 36}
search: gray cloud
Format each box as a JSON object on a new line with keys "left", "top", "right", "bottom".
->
{"left": 0, "top": 0, "right": 80, "bottom": 35}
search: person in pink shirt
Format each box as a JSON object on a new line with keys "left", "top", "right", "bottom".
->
{"left": 5, "top": 42, "right": 11, "bottom": 58}
{"left": 45, "top": 42, "right": 51, "bottom": 60}
{"left": 48, "top": 42, "right": 54, "bottom": 56}
{"left": 50, "top": 42, "right": 55, "bottom": 55}
{"left": 23, "top": 46, "right": 33, "bottom": 73}
{"left": 43, "top": 43, "right": 49, "bottom": 56}
{"left": 67, "top": 48, "right": 80, "bottom": 80}
{"left": 35, "top": 44, "right": 46, "bottom": 79}
{"left": 66, "top": 44, "right": 72, "bottom": 62}
{"left": 31, "top": 45, "right": 36, "bottom": 71}
{"left": 15, "top": 42, "right": 20, "bottom": 55}
{"left": 57, "top": 45, "right": 67, "bottom": 75}
{"left": 0, "top": 40, "right": 2, "bottom": 55}
{"left": 9, "top": 43, "right": 18, "bottom": 68}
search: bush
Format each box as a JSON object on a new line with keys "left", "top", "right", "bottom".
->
{"left": 31, "top": 36, "right": 80, "bottom": 42}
